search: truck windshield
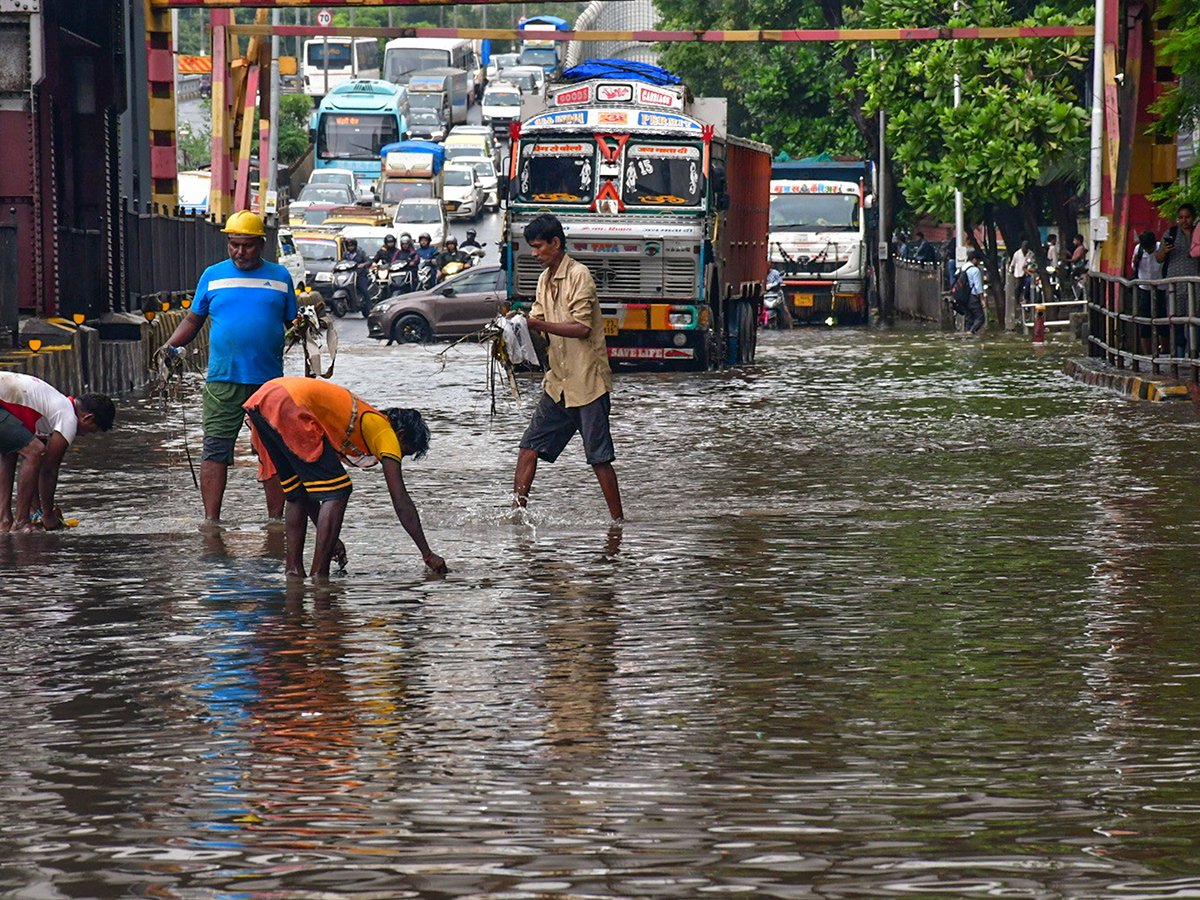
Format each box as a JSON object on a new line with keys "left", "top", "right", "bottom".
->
{"left": 408, "top": 93, "right": 444, "bottom": 110}
{"left": 622, "top": 144, "right": 703, "bottom": 207}
{"left": 520, "top": 48, "right": 557, "bottom": 68}
{"left": 318, "top": 113, "right": 400, "bottom": 160}
{"left": 770, "top": 193, "right": 859, "bottom": 232}
{"left": 484, "top": 90, "right": 520, "bottom": 107}
{"left": 384, "top": 49, "right": 450, "bottom": 82}
{"left": 381, "top": 181, "right": 433, "bottom": 204}
{"left": 516, "top": 141, "right": 595, "bottom": 204}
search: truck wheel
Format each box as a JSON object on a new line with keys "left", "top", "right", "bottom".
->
{"left": 394, "top": 314, "right": 433, "bottom": 344}
{"left": 743, "top": 301, "right": 759, "bottom": 362}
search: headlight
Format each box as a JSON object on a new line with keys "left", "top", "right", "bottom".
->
{"left": 315, "top": 272, "right": 333, "bottom": 282}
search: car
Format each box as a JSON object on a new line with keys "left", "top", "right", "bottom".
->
{"left": 393, "top": 197, "right": 448, "bottom": 248}
{"left": 454, "top": 156, "right": 500, "bottom": 211}
{"left": 338, "top": 225, "right": 395, "bottom": 260}
{"left": 291, "top": 231, "right": 344, "bottom": 298}
{"left": 481, "top": 81, "right": 522, "bottom": 138}
{"left": 367, "top": 265, "right": 508, "bottom": 343}
{"left": 499, "top": 65, "right": 545, "bottom": 97}
{"left": 485, "top": 52, "right": 519, "bottom": 82}
{"left": 307, "top": 167, "right": 359, "bottom": 199}
{"left": 441, "top": 164, "right": 484, "bottom": 220}
{"left": 276, "top": 229, "right": 307, "bottom": 288}
{"left": 289, "top": 183, "right": 356, "bottom": 221}
{"left": 408, "top": 108, "right": 447, "bottom": 143}
{"left": 446, "top": 124, "right": 499, "bottom": 164}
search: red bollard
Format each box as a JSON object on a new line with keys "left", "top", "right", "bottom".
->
{"left": 1032, "top": 305, "right": 1046, "bottom": 343}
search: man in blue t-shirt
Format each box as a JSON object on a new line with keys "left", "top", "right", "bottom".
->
{"left": 161, "top": 210, "right": 298, "bottom": 525}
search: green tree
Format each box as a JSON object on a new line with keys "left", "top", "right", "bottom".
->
{"left": 1150, "top": 0, "right": 1200, "bottom": 214}
{"left": 852, "top": 0, "right": 1092, "bottom": 303}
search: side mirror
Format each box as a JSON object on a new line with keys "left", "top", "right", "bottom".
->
{"left": 497, "top": 173, "right": 510, "bottom": 200}
{"left": 443, "top": 286, "right": 456, "bottom": 296}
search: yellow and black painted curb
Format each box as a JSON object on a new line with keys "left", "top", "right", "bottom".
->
{"left": 1064, "top": 358, "right": 1194, "bottom": 403}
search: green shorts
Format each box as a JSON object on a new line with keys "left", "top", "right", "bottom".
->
{"left": 202, "top": 381, "right": 260, "bottom": 441}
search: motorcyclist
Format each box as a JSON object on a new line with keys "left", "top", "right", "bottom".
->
{"left": 435, "top": 236, "right": 472, "bottom": 276}
{"left": 460, "top": 228, "right": 483, "bottom": 251}
{"left": 372, "top": 234, "right": 400, "bottom": 266}
{"left": 390, "top": 234, "right": 419, "bottom": 293}
{"left": 340, "top": 238, "right": 371, "bottom": 301}
{"left": 414, "top": 232, "right": 440, "bottom": 286}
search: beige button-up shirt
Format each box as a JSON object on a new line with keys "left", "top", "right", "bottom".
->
{"left": 530, "top": 253, "right": 613, "bottom": 408}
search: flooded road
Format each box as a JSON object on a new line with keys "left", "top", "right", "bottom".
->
{"left": 5, "top": 322, "right": 1200, "bottom": 899}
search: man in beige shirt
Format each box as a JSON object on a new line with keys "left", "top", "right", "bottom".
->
{"left": 512, "top": 214, "right": 624, "bottom": 522}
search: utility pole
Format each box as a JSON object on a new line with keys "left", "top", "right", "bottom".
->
{"left": 264, "top": 7, "right": 280, "bottom": 216}
{"left": 1088, "top": 0, "right": 1106, "bottom": 265}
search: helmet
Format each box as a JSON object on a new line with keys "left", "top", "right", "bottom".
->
{"left": 466, "top": 229, "right": 477, "bottom": 239}
{"left": 400, "top": 233, "right": 412, "bottom": 245}
{"left": 222, "top": 210, "right": 266, "bottom": 237}
{"left": 344, "top": 238, "right": 357, "bottom": 247}
{"left": 419, "top": 233, "right": 431, "bottom": 243}
{"left": 445, "top": 236, "right": 458, "bottom": 247}
{"left": 384, "top": 234, "right": 396, "bottom": 244}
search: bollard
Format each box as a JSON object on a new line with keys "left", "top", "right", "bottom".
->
{"left": 1032, "top": 305, "right": 1046, "bottom": 343}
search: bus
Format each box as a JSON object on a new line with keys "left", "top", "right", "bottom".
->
{"left": 303, "top": 36, "right": 381, "bottom": 99}
{"left": 383, "top": 37, "right": 483, "bottom": 102}
{"left": 309, "top": 80, "right": 409, "bottom": 192}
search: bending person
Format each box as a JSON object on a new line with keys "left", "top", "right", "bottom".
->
{"left": 0, "top": 372, "right": 116, "bottom": 531}
{"left": 243, "top": 377, "right": 446, "bottom": 578}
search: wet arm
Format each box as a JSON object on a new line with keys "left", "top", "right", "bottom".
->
{"left": 36, "top": 432, "right": 69, "bottom": 528}
{"left": 381, "top": 457, "right": 446, "bottom": 573}
{"left": 164, "top": 311, "right": 206, "bottom": 349}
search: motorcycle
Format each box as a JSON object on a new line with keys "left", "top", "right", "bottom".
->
{"left": 462, "top": 242, "right": 486, "bottom": 268}
{"left": 368, "top": 262, "right": 393, "bottom": 305}
{"left": 416, "top": 257, "right": 437, "bottom": 292}
{"left": 439, "top": 259, "right": 472, "bottom": 281}
{"left": 330, "top": 259, "right": 371, "bottom": 318}
{"left": 760, "top": 268, "right": 790, "bottom": 329}
{"left": 388, "top": 259, "right": 417, "bottom": 296}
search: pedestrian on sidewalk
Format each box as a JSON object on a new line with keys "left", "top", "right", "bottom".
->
{"left": 160, "top": 210, "right": 297, "bottom": 526}
{"left": 1131, "top": 229, "right": 1162, "bottom": 357}
{"left": 510, "top": 213, "right": 624, "bottom": 523}
{"left": 1155, "top": 203, "right": 1199, "bottom": 357}
{"left": 962, "top": 250, "right": 988, "bottom": 336}
{"left": 0, "top": 372, "right": 115, "bottom": 532}
{"left": 1010, "top": 240, "right": 1034, "bottom": 306}
{"left": 243, "top": 377, "right": 446, "bottom": 579}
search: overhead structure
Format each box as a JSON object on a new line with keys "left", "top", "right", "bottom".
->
{"left": 565, "top": 0, "right": 660, "bottom": 69}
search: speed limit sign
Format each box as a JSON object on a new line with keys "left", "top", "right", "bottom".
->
{"left": 316, "top": 9, "right": 332, "bottom": 27}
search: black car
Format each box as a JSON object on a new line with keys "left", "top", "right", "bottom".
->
{"left": 367, "top": 265, "right": 507, "bottom": 344}
{"left": 408, "top": 109, "right": 447, "bottom": 143}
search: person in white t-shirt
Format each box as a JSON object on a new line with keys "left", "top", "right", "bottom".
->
{"left": 1010, "top": 240, "right": 1033, "bottom": 305}
{"left": 0, "top": 372, "right": 115, "bottom": 531}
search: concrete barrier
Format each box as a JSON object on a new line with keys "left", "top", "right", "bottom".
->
{"left": 1, "top": 311, "right": 209, "bottom": 397}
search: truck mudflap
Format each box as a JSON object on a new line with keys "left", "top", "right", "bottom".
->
{"left": 783, "top": 282, "right": 868, "bottom": 325}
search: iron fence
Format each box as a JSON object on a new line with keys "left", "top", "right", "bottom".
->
{"left": 122, "top": 202, "right": 278, "bottom": 313}
{"left": 1087, "top": 272, "right": 1200, "bottom": 380}
{"left": 894, "top": 259, "right": 949, "bottom": 326}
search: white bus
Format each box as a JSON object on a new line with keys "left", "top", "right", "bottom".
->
{"left": 383, "top": 37, "right": 483, "bottom": 102}
{"left": 303, "top": 37, "right": 381, "bottom": 99}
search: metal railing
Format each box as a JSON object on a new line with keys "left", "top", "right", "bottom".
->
{"left": 894, "top": 259, "right": 949, "bottom": 325}
{"left": 1087, "top": 272, "right": 1200, "bottom": 380}
{"left": 122, "top": 202, "right": 278, "bottom": 313}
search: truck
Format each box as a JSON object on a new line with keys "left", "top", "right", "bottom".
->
{"left": 406, "top": 68, "right": 470, "bottom": 127}
{"left": 503, "top": 60, "right": 772, "bottom": 368}
{"left": 376, "top": 140, "right": 446, "bottom": 216}
{"left": 309, "top": 80, "right": 409, "bottom": 194}
{"left": 768, "top": 155, "right": 876, "bottom": 325}
{"left": 517, "top": 15, "right": 570, "bottom": 77}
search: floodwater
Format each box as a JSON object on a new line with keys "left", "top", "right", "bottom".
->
{"left": 5, "top": 320, "right": 1200, "bottom": 899}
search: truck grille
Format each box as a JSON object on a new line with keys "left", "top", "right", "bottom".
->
{"left": 513, "top": 255, "right": 698, "bottom": 300}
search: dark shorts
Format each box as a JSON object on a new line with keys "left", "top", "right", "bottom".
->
{"left": 0, "top": 406, "right": 36, "bottom": 455}
{"left": 520, "top": 391, "right": 615, "bottom": 466}
{"left": 202, "top": 382, "right": 261, "bottom": 463}
{"left": 246, "top": 409, "right": 353, "bottom": 503}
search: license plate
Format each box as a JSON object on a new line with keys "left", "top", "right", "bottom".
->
{"left": 795, "top": 293, "right": 815, "bottom": 308}
{"left": 604, "top": 318, "right": 619, "bottom": 336}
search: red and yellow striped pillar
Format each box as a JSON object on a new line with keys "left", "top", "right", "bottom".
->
{"left": 144, "top": 0, "right": 178, "bottom": 208}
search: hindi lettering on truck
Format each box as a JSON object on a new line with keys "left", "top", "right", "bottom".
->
{"left": 503, "top": 60, "right": 772, "bottom": 368}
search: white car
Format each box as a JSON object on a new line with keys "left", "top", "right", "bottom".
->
{"left": 500, "top": 65, "right": 545, "bottom": 97}
{"left": 289, "top": 183, "right": 356, "bottom": 219}
{"left": 455, "top": 156, "right": 499, "bottom": 211}
{"left": 485, "top": 53, "right": 519, "bottom": 82}
{"left": 307, "top": 167, "right": 359, "bottom": 200}
{"left": 393, "top": 198, "right": 448, "bottom": 248}
{"left": 481, "top": 81, "right": 522, "bottom": 138}
{"left": 441, "top": 164, "right": 484, "bottom": 220}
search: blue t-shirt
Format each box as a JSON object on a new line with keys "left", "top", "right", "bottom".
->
{"left": 193, "top": 259, "right": 297, "bottom": 384}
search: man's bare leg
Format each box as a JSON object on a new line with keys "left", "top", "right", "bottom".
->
{"left": 200, "top": 459, "right": 228, "bottom": 523}
{"left": 263, "top": 476, "right": 284, "bottom": 519}
{"left": 310, "top": 497, "right": 348, "bottom": 578}
{"left": 592, "top": 461, "right": 624, "bottom": 522}
{"left": 284, "top": 495, "right": 309, "bottom": 577}
{"left": 0, "top": 451, "right": 16, "bottom": 531}
{"left": 512, "top": 447, "right": 539, "bottom": 508}
{"left": 11, "top": 439, "right": 45, "bottom": 531}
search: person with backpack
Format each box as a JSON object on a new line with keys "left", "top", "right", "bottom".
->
{"left": 1154, "top": 204, "right": 1198, "bottom": 356}
{"left": 961, "top": 250, "right": 987, "bottom": 336}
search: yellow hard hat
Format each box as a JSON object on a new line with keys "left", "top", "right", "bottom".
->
{"left": 222, "top": 210, "right": 266, "bottom": 237}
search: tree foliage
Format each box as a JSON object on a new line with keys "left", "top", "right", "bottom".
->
{"left": 1153, "top": 0, "right": 1200, "bottom": 134}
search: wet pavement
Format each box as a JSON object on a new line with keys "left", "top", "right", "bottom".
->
{"left": 4, "top": 322, "right": 1200, "bottom": 898}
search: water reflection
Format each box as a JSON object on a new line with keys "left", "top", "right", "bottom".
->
{"left": 3, "top": 325, "right": 1200, "bottom": 896}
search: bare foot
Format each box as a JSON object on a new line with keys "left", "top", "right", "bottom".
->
{"left": 332, "top": 540, "right": 348, "bottom": 570}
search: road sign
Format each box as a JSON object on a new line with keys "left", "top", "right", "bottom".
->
{"left": 316, "top": 9, "right": 332, "bottom": 27}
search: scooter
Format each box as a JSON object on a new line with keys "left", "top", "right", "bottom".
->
{"left": 368, "top": 262, "right": 394, "bottom": 305}
{"left": 760, "top": 268, "right": 790, "bottom": 329}
{"left": 388, "top": 259, "right": 417, "bottom": 296}
{"left": 462, "top": 242, "right": 487, "bottom": 268}
{"left": 416, "top": 257, "right": 437, "bottom": 292}
{"left": 330, "top": 259, "right": 372, "bottom": 318}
